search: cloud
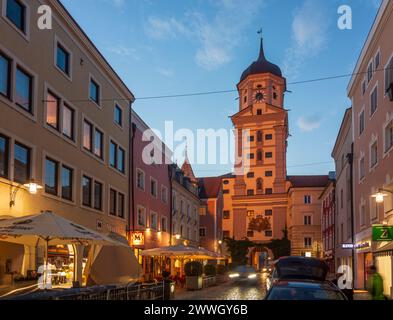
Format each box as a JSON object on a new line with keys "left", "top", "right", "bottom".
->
{"left": 107, "top": 46, "right": 139, "bottom": 60}
{"left": 145, "top": 17, "right": 189, "bottom": 40}
{"left": 283, "top": 0, "right": 330, "bottom": 79}
{"left": 145, "top": 0, "right": 265, "bottom": 70}
{"left": 157, "top": 67, "right": 174, "bottom": 77}
{"left": 297, "top": 115, "right": 323, "bottom": 132}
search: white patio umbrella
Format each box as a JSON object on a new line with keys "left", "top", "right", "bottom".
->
{"left": 0, "top": 211, "right": 129, "bottom": 286}
{"left": 141, "top": 244, "right": 202, "bottom": 258}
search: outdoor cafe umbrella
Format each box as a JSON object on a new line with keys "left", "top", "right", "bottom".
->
{"left": 141, "top": 244, "right": 224, "bottom": 260}
{"left": 0, "top": 211, "right": 129, "bottom": 285}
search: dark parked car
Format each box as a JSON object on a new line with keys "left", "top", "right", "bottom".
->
{"left": 266, "top": 256, "right": 329, "bottom": 290}
{"left": 265, "top": 279, "right": 347, "bottom": 300}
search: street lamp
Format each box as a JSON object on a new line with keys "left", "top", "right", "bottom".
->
{"left": 24, "top": 180, "right": 43, "bottom": 195}
{"left": 175, "top": 234, "right": 181, "bottom": 240}
{"left": 218, "top": 240, "right": 223, "bottom": 245}
{"left": 372, "top": 189, "right": 393, "bottom": 203}
{"left": 6, "top": 180, "right": 43, "bottom": 207}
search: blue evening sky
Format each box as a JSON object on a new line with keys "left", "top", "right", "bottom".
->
{"left": 62, "top": 0, "right": 381, "bottom": 177}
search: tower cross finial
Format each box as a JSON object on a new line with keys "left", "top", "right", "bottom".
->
{"left": 257, "top": 28, "right": 263, "bottom": 38}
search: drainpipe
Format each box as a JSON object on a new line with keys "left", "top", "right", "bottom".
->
{"left": 169, "top": 165, "right": 173, "bottom": 245}
{"left": 347, "top": 143, "right": 355, "bottom": 288}
{"left": 130, "top": 121, "right": 137, "bottom": 238}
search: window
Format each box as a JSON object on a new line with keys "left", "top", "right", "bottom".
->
{"left": 46, "top": 92, "right": 59, "bottom": 130}
{"left": 118, "top": 147, "right": 125, "bottom": 173}
{"left": 265, "top": 209, "right": 273, "bottom": 216}
{"left": 60, "top": 166, "right": 72, "bottom": 201}
{"left": 110, "top": 140, "right": 125, "bottom": 173}
{"left": 360, "top": 203, "right": 366, "bottom": 226}
{"left": 375, "top": 52, "right": 380, "bottom": 69}
{"left": 89, "top": 78, "right": 100, "bottom": 104}
{"left": 161, "top": 217, "right": 167, "bottom": 232}
{"left": 384, "top": 55, "right": 393, "bottom": 94}
{"left": 150, "top": 178, "right": 157, "bottom": 197}
{"left": 223, "top": 189, "right": 229, "bottom": 194}
{"left": 304, "top": 195, "right": 312, "bottom": 204}
{"left": 248, "top": 135, "right": 254, "bottom": 142}
{"left": 384, "top": 120, "right": 393, "bottom": 153}
{"left": 6, "top": 0, "right": 26, "bottom": 33}
{"left": 199, "top": 228, "right": 206, "bottom": 237}
{"left": 304, "top": 237, "right": 312, "bottom": 248}
{"left": 0, "top": 134, "right": 9, "bottom": 178}
{"left": 359, "top": 156, "right": 365, "bottom": 180}
{"left": 45, "top": 158, "right": 58, "bottom": 195}
{"left": 370, "top": 86, "right": 378, "bottom": 115}
{"left": 370, "top": 141, "right": 378, "bottom": 168}
{"left": 359, "top": 110, "right": 365, "bottom": 135}
{"left": 265, "top": 188, "right": 273, "bottom": 195}
{"left": 199, "top": 207, "right": 206, "bottom": 216}
{"left": 93, "top": 181, "right": 102, "bottom": 211}
{"left": 0, "top": 53, "right": 11, "bottom": 98}
{"left": 247, "top": 153, "right": 254, "bottom": 160}
{"left": 265, "top": 152, "right": 273, "bottom": 159}
{"left": 247, "top": 172, "right": 254, "bottom": 178}
{"left": 62, "top": 104, "right": 74, "bottom": 140}
{"left": 15, "top": 67, "right": 32, "bottom": 113}
{"left": 257, "top": 131, "right": 263, "bottom": 142}
{"left": 118, "top": 193, "right": 125, "bottom": 218}
{"left": 341, "top": 189, "right": 344, "bottom": 209}
{"left": 361, "top": 80, "right": 366, "bottom": 96}
{"left": 82, "top": 176, "right": 92, "bottom": 207}
{"left": 367, "top": 61, "right": 373, "bottom": 83}
{"left": 13, "top": 142, "right": 30, "bottom": 183}
{"left": 223, "top": 230, "right": 230, "bottom": 238}
{"left": 304, "top": 216, "right": 312, "bottom": 225}
{"left": 94, "top": 129, "right": 103, "bottom": 159}
{"left": 223, "top": 211, "right": 230, "bottom": 219}
{"left": 109, "top": 188, "right": 117, "bottom": 216}
{"left": 114, "top": 104, "right": 122, "bottom": 127}
{"left": 150, "top": 212, "right": 158, "bottom": 230}
{"left": 56, "top": 43, "right": 70, "bottom": 76}
{"left": 136, "top": 169, "right": 145, "bottom": 190}
{"left": 247, "top": 230, "right": 254, "bottom": 238}
{"left": 265, "top": 171, "right": 273, "bottom": 177}
{"left": 257, "top": 178, "right": 263, "bottom": 191}
{"left": 265, "top": 230, "right": 272, "bottom": 237}
{"left": 247, "top": 189, "right": 254, "bottom": 196}
{"left": 223, "top": 180, "right": 229, "bottom": 185}
{"left": 161, "top": 186, "right": 168, "bottom": 203}
{"left": 265, "top": 134, "right": 273, "bottom": 140}
{"left": 257, "top": 150, "right": 263, "bottom": 161}
{"left": 83, "top": 120, "right": 93, "bottom": 151}
{"left": 137, "top": 206, "right": 146, "bottom": 227}
{"left": 256, "top": 109, "right": 262, "bottom": 115}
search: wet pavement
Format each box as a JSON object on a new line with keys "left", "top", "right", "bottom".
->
{"left": 175, "top": 274, "right": 268, "bottom": 300}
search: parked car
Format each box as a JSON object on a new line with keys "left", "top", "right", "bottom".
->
{"left": 266, "top": 256, "right": 329, "bottom": 291}
{"left": 265, "top": 279, "right": 347, "bottom": 300}
{"left": 228, "top": 265, "right": 259, "bottom": 283}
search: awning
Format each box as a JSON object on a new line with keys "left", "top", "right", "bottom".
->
{"left": 374, "top": 241, "right": 393, "bottom": 257}
{"left": 141, "top": 244, "right": 225, "bottom": 260}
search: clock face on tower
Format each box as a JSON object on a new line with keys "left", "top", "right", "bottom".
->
{"left": 254, "top": 90, "right": 265, "bottom": 103}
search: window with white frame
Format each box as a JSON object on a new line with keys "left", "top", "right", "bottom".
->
{"left": 136, "top": 169, "right": 145, "bottom": 190}
{"left": 304, "top": 195, "right": 312, "bottom": 204}
{"left": 360, "top": 200, "right": 366, "bottom": 227}
{"left": 384, "top": 55, "right": 393, "bottom": 94}
{"left": 304, "top": 215, "right": 312, "bottom": 226}
{"left": 359, "top": 109, "right": 365, "bottom": 135}
{"left": 375, "top": 51, "right": 380, "bottom": 70}
{"left": 359, "top": 155, "right": 365, "bottom": 181}
{"left": 150, "top": 211, "right": 158, "bottom": 230}
{"left": 370, "top": 86, "right": 378, "bottom": 115}
{"left": 150, "top": 178, "right": 157, "bottom": 197}
{"left": 361, "top": 80, "right": 366, "bottom": 96}
{"left": 137, "top": 206, "right": 146, "bottom": 227}
{"left": 161, "top": 216, "right": 167, "bottom": 232}
{"left": 370, "top": 192, "right": 378, "bottom": 221}
{"left": 161, "top": 185, "right": 168, "bottom": 203}
{"left": 367, "top": 61, "right": 373, "bottom": 83}
{"left": 304, "top": 237, "right": 312, "bottom": 248}
{"left": 5, "top": 0, "right": 27, "bottom": 34}
{"left": 384, "top": 118, "right": 393, "bottom": 153}
{"left": 370, "top": 140, "right": 378, "bottom": 168}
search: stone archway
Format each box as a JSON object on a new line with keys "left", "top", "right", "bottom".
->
{"left": 247, "top": 246, "right": 274, "bottom": 270}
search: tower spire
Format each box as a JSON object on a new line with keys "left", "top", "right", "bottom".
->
{"left": 257, "top": 28, "right": 266, "bottom": 61}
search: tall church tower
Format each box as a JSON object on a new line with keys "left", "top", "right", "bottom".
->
{"left": 222, "top": 37, "right": 289, "bottom": 243}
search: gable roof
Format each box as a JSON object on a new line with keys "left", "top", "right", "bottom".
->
{"left": 198, "top": 177, "right": 222, "bottom": 199}
{"left": 287, "top": 175, "right": 330, "bottom": 188}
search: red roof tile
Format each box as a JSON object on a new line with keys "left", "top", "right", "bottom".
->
{"left": 287, "top": 175, "right": 330, "bottom": 188}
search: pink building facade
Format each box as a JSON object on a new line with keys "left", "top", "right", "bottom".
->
{"left": 130, "top": 110, "right": 172, "bottom": 277}
{"left": 347, "top": 0, "right": 393, "bottom": 296}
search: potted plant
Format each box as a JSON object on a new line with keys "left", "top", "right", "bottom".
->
{"left": 184, "top": 261, "right": 203, "bottom": 290}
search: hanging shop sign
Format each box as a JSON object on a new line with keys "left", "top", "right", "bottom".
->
{"left": 131, "top": 232, "right": 145, "bottom": 246}
{"left": 372, "top": 225, "right": 393, "bottom": 242}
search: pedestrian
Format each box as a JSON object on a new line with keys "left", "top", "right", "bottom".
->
{"left": 367, "top": 265, "right": 385, "bottom": 300}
